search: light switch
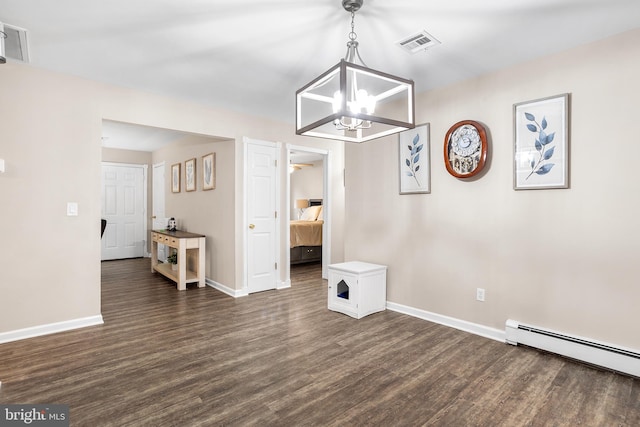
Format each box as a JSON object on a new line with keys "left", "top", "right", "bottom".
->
{"left": 67, "top": 202, "right": 79, "bottom": 216}
{"left": 0, "top": 159, "right": 5, "bottom": 173}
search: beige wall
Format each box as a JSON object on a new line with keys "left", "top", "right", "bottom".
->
{"left": 152, "top": 134, "right": 236, "bottom": 288}
{"left": 344, "top": 28, "right": 640, "bottom": 350}
{"left": 0, "top": 62, "right": 345, "bottom": 335}
{"left": 0, "top": 68, "right": 102, "bottom": 333}
{"left": 290, "top": 160, "right": 324, "bottom": 219}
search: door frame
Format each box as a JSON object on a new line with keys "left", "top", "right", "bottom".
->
{"left": 152, "top": 161, "right": 166, "bottom": 261}
{"left": 286, "top": 145, "right": 331, "bottom": 281}
{"left": 100, "top": 161, "right": 148, "bottom": 260}
{"left": 242, "top": 137, "right": 281, "bottom": 295}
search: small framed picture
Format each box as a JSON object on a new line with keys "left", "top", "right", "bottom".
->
{"left": 185, "top": 158, "right": 196, "bottom": 192}
{"left": 171, "top": 163, "right": 181, "bottom": 193}
{"left": 514, "top": 93, "right": 570, "bottom": 190}
{"left": 399, "top": 124, "right": 430, "bottom": 194}
{"left": 202, "top": 153, "right": 216, "bottom": 190}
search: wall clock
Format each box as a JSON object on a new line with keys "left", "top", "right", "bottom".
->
{"left": 443, "top": 120, "right": 488, "bottom": 178}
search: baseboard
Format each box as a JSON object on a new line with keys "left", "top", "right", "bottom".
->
{"left": 278, "top": 279, "right": 291, "bottom": 290}
{"left": 0, "top": 315, "right": 104, "bottom": 344}
{"left": 205, "top": 279, "right": 291, "bottom": 297}
{"left": 386, "top": 301, "right": 505, "bottom": 343}
{"left": 205, "top": 278, "right": 248, "bottom": 298}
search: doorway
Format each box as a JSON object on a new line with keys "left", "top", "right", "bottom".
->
{"left": 101, "top": 162, "right": 147, "bottom": 260}
{"left": 152, "top": 161, "right": 167, "bottom": 262}
{"left": 286, "top": 144, "right": 331, "bottom": 282}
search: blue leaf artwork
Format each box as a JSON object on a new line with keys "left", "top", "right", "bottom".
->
{"left": 405, "top": 133, "right": 423, "bottom": 186}
{"left": 524, "top": 112, "right": 556, "bottom": 179}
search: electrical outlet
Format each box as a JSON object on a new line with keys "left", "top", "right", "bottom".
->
{"left": 476, "top": 288, "right": 485, "bottom": 302}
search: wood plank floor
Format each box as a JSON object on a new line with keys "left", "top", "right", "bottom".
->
{"left": 1, "top": 258, "right": 639, "bottom": 426}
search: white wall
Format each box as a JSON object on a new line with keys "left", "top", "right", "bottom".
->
{"left": 344, "top": 28, "right": 640, "bottom": 350}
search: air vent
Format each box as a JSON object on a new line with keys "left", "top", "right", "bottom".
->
{"left": 396, "top": 30, "right": 440, "bottom": 54}
{"left": 1, "top": 22, "right": 30, "bottom": 63}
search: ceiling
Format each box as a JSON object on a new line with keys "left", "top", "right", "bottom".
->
{"left": 2, "top": 0, "right": 640, "bottom": 149}
{"left": 290, "top": 150, "right": 323, "bottom": 165}
{"left": 101, "top": 120, "right": 188, "bottom": 151}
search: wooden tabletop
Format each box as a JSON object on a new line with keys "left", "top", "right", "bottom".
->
{"left": 152, "top": 229, "right": 205, "bottom": 239}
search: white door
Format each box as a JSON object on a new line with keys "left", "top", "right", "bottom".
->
{"left": 246, "top": 138, "right": 279, "bottom": 293}
{"left": 101, "top": 163, "right": 146, "bottom": 260}
{"left": 152, "top": 162, "right": 167, "bottom": 262}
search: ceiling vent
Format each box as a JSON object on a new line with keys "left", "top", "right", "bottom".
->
{"left": 1, "top": 22, "right": 30, "bottom": 63}
{"left": 396, "top": 30, "right": 440, "bottom": 54}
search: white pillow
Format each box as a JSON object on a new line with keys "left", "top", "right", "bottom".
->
{"left": 317, "top": 206, "right": 323, "bottom": 221}
{"left": 300, "top": 205, "right": 322, "bottom": 221}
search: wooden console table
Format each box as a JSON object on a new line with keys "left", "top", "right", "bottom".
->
{"left": 151, "top": 230, "right": 206, "bottom": 290}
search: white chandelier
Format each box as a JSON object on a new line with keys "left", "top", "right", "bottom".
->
{"left": 296, "top": 0, "right": 415, "bottom": 143}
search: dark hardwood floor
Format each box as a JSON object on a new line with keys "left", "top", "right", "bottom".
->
{"left": 1, "top": 258, "right": 639, "bottom": 426}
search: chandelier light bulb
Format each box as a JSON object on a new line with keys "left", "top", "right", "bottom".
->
{"left": 332, "top": 91, "right": 342, "bottom": 113}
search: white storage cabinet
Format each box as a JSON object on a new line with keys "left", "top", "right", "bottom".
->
{"left": 327, "top": 261, "right": 387, "bottom": 319}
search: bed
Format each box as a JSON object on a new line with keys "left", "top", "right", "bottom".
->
{"left": 290, "top": 199, "right": 323, "bottom": 264}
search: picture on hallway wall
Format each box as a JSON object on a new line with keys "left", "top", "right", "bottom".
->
{"left": 514, "top": 93, "right": 570, "bottom": 190}
{"left": 185, "top": 158, "right": 196, "bottom": 192}
{"left": 399, "top": 123, "right": 430, "bottom": 194}
{"left": 171, "top": 163, "right": 180, "bottom": 193}
{"left": 202, "top": 153, "right": 216, "bottom": 190}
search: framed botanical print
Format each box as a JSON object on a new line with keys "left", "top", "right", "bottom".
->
{"left": 185, "top": 158, "right": 196, "bottom": 192}
{"left": 202, "top": 153, "right": 216, "bottom": 190}
{"left": 399, "top": 124, "right": 430, "bottom": 194}
{"left": 514, "top": 93, "right": 570, "bottom": 190}
{"left": 171, "top": 163, "right": 180, "bottom": 193}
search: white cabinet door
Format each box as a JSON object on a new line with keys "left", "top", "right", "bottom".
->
{"left": 101, "top": 163, "right": 145, "bottom": 260}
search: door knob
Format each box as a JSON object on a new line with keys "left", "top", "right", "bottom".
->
{"left": 249, "top": 224, "right": 255, "bottom": 229}
{"left": 152, "top": 215, "right": 157, "bottom": 219}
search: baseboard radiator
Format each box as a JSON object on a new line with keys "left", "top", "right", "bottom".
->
{"left": 505, "top": 319, "right": 640, "bottom": 378}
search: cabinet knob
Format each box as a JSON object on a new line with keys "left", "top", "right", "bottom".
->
{"left": 249, "top": 224, "right": 255, "bottom": 229}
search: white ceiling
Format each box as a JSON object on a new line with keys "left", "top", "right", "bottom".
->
{"left": 101, "top": 120, "right": 187, "bottom": 151}
{"left": 2, "top": 0, "right": 640, "bottom": 149}
{"left": 290, "top": 150, "right": 323, "bottom": 164}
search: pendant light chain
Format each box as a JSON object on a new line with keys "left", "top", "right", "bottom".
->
{"left": 349, "top": 11, "right": 357, "bottom": 42}
{"left": 344, "top": 10, "right": 368, "bottom": 67}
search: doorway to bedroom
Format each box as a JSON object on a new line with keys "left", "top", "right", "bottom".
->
{"left": 287, "top": 145, "right": 329, "bottom": 284}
